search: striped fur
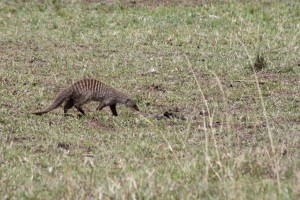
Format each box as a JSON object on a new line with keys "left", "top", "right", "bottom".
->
{"left": 33, "top": 79, "right": 139, "bottom": 116}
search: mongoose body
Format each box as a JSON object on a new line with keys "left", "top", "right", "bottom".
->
{"left": 33, "top": 79, "right": 139, "bottom": 116}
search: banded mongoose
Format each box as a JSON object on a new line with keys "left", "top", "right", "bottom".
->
{"left": 33, "top": 79, "right": 139, "bottom": 116}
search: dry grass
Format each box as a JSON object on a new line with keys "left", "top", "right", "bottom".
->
{"left": 0, "top": 0, "right": 299, "bottom": 199}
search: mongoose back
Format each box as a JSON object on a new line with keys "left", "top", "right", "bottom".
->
{"left": 33, "top": 79, "right": 139, "bottom": 116}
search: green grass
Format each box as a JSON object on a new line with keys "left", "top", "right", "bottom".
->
{"left": 0, "top": 0, "right": 299, "bottom": 199}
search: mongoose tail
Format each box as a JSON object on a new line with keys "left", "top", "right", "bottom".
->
{"left": 32, "top": 88, "right": 72, "bottom": 115}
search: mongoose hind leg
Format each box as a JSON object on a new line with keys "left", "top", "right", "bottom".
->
{"left": 74, "top": 106, "right": 85, "bottom": 115}
{"left": 64, "top": 98, "right": 85, "bottom": 116}
{"left": 73, "top": 95, "right": 90, "bottom": 115}
{"left": 110, "top": 104, "right": 118, "bottom": 116}
{"left": 64, "top": 99, "right": 74, "bottom": 114}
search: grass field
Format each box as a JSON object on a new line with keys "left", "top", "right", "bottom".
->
{"left": 0, "top": 0, "right": 299, "bottom": 199}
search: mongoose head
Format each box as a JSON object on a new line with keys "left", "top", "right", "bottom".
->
{"left": 125, "top": 99, "right": 139, "bottom": 111}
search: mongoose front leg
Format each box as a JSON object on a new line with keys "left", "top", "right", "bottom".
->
{"left": 110, "top": 104, "right": 118, "bottom": 116}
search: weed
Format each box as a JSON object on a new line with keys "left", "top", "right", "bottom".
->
{"left": 254, "top": 52, "right": 267, "bottom": 71}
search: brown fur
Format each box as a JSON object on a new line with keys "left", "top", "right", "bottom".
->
{"left": 33, "top": 79, "right": 139, "bottom": 116}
